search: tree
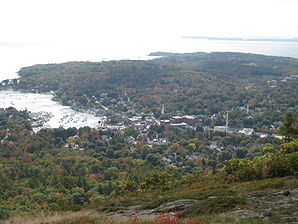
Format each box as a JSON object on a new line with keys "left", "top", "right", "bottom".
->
{"left": 217, "top": 150, "right": 232, "bottom": 162}
{"left": 279, "top": 113, "right": 298, "bottom": 142}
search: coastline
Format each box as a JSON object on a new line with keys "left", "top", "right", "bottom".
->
{"left": 0, "top": 89, "right": 103, "bottom": 130}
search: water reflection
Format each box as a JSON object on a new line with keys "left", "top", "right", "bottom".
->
{"left": 0, "top": 90, "right": 102, "bottom": 130}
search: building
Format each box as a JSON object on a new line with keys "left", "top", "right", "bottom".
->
{"left": 214, "top": 126, "right": 228, "bottom": 132}
{"left": 238, "top": 128, "right": 254, "bottom": 136}
{"left": 171, "top": 115, "right": 201, "bottom": 126}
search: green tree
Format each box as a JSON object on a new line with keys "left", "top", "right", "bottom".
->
{"left": 279, "top": 113, "right": 298, "bottom": 142}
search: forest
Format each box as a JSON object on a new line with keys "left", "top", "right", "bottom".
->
{"left": 0, "top": 52, "right": 298, "bottom": 223}
{"left": 0, "top": 107, "right": 297, "bottom": 221}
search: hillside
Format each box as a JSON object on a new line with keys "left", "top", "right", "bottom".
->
{"left": 0, "top": 107, "right": 297, "bottom": 223}
{"left": 0, "top": 52, "right": 298, "bottom": 223}
{"left": 0, "top": 100, "right": 297, "bottom": 224}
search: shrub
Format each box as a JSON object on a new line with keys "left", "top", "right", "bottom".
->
{"left": 223, "top": 158, "right": 250, "bottom": 175}
{"left": 263, "top": 154, "right": 291, "bottom": 177}
{"left": 280, "top": 140, "right": 298, "bottom": 154}
{"left": 223, "top": 151, "right": 298, "bottom": 181}
{"left": 141, "top": 171, "right": 173, "bottom": 190}
{"left": 155, "top": 213, "right": 179, "bottom": 224}
{"left": 223, "top": 158, "right": 262, "bottom": 181}
{"left": 0, "top": 206, "right": 9, "bottom": 220}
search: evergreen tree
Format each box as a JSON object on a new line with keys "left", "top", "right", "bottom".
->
{"left": 279, "top": 113, "right": 298, "bottom": 142}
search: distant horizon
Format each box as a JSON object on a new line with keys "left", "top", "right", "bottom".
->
{"left": 182, "top": 36, "right": 298, "bottom": 43}
{"left": 2, "top": 35, "right": 298, "bottom": 47}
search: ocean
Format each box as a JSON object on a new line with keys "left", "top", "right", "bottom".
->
{"left": 0, "top": 90, "right": 103, "bottom": 130}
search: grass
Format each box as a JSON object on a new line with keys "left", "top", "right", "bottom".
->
{"left": 0, "top": 209, "right": 291, "bottom": 224}
{"left": 182, "top": 196, "right": 246, "bottom": 217}
{"left": 1, "top": 176, "right": 297, "bottom": 224}
{"left": 139, "top": 185, "right": 236, "bottom": 211}
{"left": 232, "top": 177, "right": 288, "bottom": 192}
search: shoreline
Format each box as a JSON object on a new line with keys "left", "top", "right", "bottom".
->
{"left": 0, "top": 89, "right": 103, "bottom": 130}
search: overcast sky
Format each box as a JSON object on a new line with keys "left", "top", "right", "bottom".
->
{"left": 1, "top": 0, "right": 298, "bottom": 45}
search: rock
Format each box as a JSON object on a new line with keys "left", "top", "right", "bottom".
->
{"left": 263, "top": 211, "right": 274, "bottom": 217}
{"left": 127, "top": 205, "right": 142, "bottom": 210}
{"left": 208, "top": 196, "right": 218, "bottom": 199}
{"left": 281, "top": 190, "right": 291, "bottom": 196}
{"left": 271, "top": 190, "right": 290, "bottom": 197}
{"left": 247, "top": 193, "right": 265, "bottom": 198}
{"left": 152, "top": 199, "right": 198, "bottom": 213}
{"left": 280, "top": 216, "right": 298, "bottom": 223}
{"left": 232, "top": 210, "right": 264, "bottom": 219}
{"left": 137, "top": 209, "right": 158, "bottom": 215}
{"left": 108, "top": 199, "right": 198, "bottom": 217}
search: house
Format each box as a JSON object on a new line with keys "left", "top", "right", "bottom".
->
{"left": 213, "top": 126, "right": 241, "bottom": 134}
{"left": 214, "top": 126, "right": 227, "bottom": 132}
{"left": 267, "top": 80, "right": 277, "bottom": 88}
{"left": 170, "top": 122, "right": 190, "bottom": 128}
{"left": 255, "top": 132, "right": 269, "bottom": 138}
{"left": 209, "top": 142, "right": 224, "bottom": 151}
{"left": 160, "top": 119, "right": 171, "bottom": 125}
{"left": 239, "top": 128, "right": 254, "bottom": 136}
{"left": 171, "top": 115, "right": 200, "bottom": 126}
{"left": 272, "top": 134, "right": 284, "bottom": 140}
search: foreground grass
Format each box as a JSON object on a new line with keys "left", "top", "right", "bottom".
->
{"left": 94, "top": 175, "right": 297, "bottom": 212}
{"left": 0, "top": 211, "right": 283, "bottom": 224}
{"left": 1, "top": 176, "right": 297, "bottom": 224}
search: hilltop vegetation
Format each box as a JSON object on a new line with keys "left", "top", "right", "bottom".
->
{"left": 0, "top": 107, "right": 297, "bottom": 223}
{"left": 0, "top": 52, "right": 298, "bottom": 223}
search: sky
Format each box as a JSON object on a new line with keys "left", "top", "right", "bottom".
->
{"left": 1, "top": 0, "right": 298, "bottom": 80}
{"left": 1, "top": 0, "right": 298, "bottom": 45}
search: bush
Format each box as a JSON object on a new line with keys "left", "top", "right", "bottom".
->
{"left": 141, "top": 171, "right": 173, "bottom": 190}
{"left": 263, "top": 154, "right": 291, "bottom": 177}
{"left": 223, "top": 151, "right": 298, "bottom": 181}
{"left": 223, "top": 158, "right": 262, "bottom": 181}
{"left": 0, "top": 206, "right": 9, "bottom": 220}
{"left": 280, "top": 140, "right": 298, "bottom": 154}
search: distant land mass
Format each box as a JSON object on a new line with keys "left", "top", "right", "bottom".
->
{"left": 2, "top": 51, "right": 298, "bottom": 130}
{"left": 182, "top": 36, "right": 298, "bottom": 42}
